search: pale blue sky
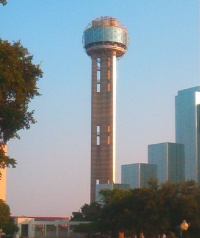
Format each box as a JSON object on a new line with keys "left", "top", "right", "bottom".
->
{"left": 0, "top": 0, "right": 199, "bottom": 216}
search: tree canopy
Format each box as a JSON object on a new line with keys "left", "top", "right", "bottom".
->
{"left": 0, "top": 38, "right": 43, "bottom": 172}
{"left": 0, "top": 199, "right": 19, "bottom": 235}
{"left": 0, "top": 199, "right": 10, "bottom": 222}
{"left": 72, "top": 181, "right": 200, "bottom": 238}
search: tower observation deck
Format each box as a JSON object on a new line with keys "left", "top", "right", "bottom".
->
{"left": 83, "top": 16, "right": 128, "bottom": 202}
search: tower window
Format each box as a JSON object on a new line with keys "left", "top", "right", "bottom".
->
{"left": 108, "top": 69, "right": 110, "bottom": 79}
{"left": 97, "top": 125, "right": 100, "bottom": 135}
{"left": 97, "top": 83, "right": 100, "bottom": 92}
{"left": 108, "top": 83, "right": 110, "bottom": 92}
{"left": 108, "top": 125, "right": 110, "bottom": 132}
{"left": 97, "top": 58, "right": 101, "bottom": 92}
{"left": 97, "top": 71, "right": 100, "bottom": 80}
{"left": 97, "top": 58, "right": 101, "bottom": 70}
{"left": 97, "top": 126, "right": 100, "bottom": 145}
{"left": 108, "top": 57, "right": 111, "bottom": 67}
{"left": 97, "top": 136, "right": 100, "bottom": 145}
{"left": 108, "top": 135, "right": 110, "bottom": 145}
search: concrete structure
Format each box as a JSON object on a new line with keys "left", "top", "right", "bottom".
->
{"left": 175, "top": 86, "right": 200, "bottom": 182}
{"left": 121, "top": 163, "right": 157, "bottom": 189}
{"left": 148, "top": 142, "right": 185, "bottom": 184}
{"left": 0, "top": 145, "right": 7, "bottom": 201}
{"left": 95, "top": 183, "right": 130, "bottom": 202}
{"left": 83, "top": 16, "right": 128, "bottom": 202}
{"left": 12, "top": 216, "right": 89, "bottom": 238}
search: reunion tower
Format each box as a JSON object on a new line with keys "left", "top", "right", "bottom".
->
{"left": 83, "top": 16, "right": 128, "bottom": 202}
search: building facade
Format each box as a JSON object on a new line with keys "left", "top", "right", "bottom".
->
{"left": 83, "top": 17, "right": 128, "bottom": 202}
{"left": 12, "top": 216, "right": 89, "bottom": 238}
{"left": 148, "top": 142, "right": 185, "bottom": 184}
{"left": 121, "top": 163, "right": 157, "bottom": 189}
{"left": 0, "top": 145, "right": 7, "bottom": 201}
{"left": 175, "top": 86, "right": 200, "bottom": 182}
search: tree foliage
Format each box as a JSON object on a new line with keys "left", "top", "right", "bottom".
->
{"left": 0, "top": 199, "right": 19, "bottom": 235}
{"left": 0, "top": 199, "right": 10, "bottom": 222}
{"left": 71, "top": 202, "right": 101, "bottom": 221}
{"left": 0, "top": 222, "right": 19, "bottom": 236}
{"left": 73, "top": 181, "right": 200, "bottom": 238}
{"left": 0, "top": 38, "right": 43, "bottom": 171}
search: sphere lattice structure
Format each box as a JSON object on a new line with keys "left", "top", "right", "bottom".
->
{"left": 83, "top": 16, "right": 128, "bottom": 58}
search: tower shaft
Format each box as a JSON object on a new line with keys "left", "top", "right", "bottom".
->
{"left": 0, "top": 145, "right": 7, "bottom": 201}
{"left": 83, "top": 16, "right": 128, "bottom": 203}
{"left": 91, "top": 53, "right": 116, "bottom": 202}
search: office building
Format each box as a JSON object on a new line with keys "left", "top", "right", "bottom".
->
{"left": 175, "top": 86, "right": 200, "bottom": 182}
{"left": 0, "top": 145, "right": 7, "bottom": 201}
{"left": 121, "top": 163, "right": 157, "bottom": 189}
{"left": 148, "top": 142, "right": 185, "bottom": 184}
{"left": 12, "top": 216, "right": 90, "bottom": 238}
{"left": 83, "top": 17, "right": 128, "bottom": 202}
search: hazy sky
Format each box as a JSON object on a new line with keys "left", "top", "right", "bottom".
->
{"left": 0, "top": 0, "right": 199, "bottom": 217}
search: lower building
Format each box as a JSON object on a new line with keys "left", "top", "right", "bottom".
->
{"left": 148, "top": 142, "right": 185, "bottom": 184}
{"left": 12, "top": 216, "right": 89, "bottom": 238}
{"left": 121, "top": 163, "right": 157, "bottom": 189}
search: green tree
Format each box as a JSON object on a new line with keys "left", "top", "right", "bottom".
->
{"left": 0, "top": 222, "right": 19, "bottom": 236}
{"left": 0, "top": 199, "right": 10, "bottom": 222}
{"left": 81, "top": 202, "right": 101, "bottom": 221}
{"left": 0, "top": 38, "right": 43, "bottom": 173}
{"left": 70, "top": 202, "right": 101, "bottom": 221}
{"left": 73, "top": 182, "right": 200, "bottom": 238}
{"left": 70, "top": 211, "right": 84, "bottom": 221}
{"left": 0, "top": 199, "right": 19, "bottom": 235}
{"left": 177, "top": 181, "right": 200, "bottom": 237}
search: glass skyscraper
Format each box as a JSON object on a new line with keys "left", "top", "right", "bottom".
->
{"left": 175, "top": 86, "right": 200, "bottom": 182}
{"left": 148, "top": 142, "right": 185, "bottom": 184}
{"left": 121, "top": 163, "right": 157, "bottom": 189}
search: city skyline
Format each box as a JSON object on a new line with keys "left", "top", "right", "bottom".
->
{"left": 0, "top": 1, "right": 199, "bottom": 216}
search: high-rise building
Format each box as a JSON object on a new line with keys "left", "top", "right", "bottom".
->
{"left": 121, "top": 163, "right": 157, "bottom": 189}
{"left": 83, "top": 17, "right": 128, "bottom": 202}
{"left": 175, "top": 86, "right": 200, "bottom": 182}
{"left": 0, "top": 145, "right": 7, "bottom": 201}
{"left": 148, "top": 142, "right": 185, "bottom": 184}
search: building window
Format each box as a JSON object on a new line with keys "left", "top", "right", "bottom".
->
{"left": 97, "top": 125, "right": 100, "bottom": 135}
{"left": 97, "top": 58, "right": 101, "bottom": 92}
{"left": 97, "top": 126, "right": 100, "bottom": 145}
{"left": 97, "top": 136, "right": 100, "bottom": 145}
{"left": 108, "top": 135, "right": 110, "bottom": 145}
{"left": 97, "top": 83, "right": 100, "bottom": 92}
{"left": 108, "top": 69, "right": 110, "bottom": 79}
{"left": 108, "top": 57, "right": 111, "bottom": 68}
{"left": 108, "top": 125, "right": 110, "bottom": 132}
{"left": 97, "top": 58, "right": 101, "bottom": 69}
{"left": 108, "top": 83, "right": 110, "bottom": 92}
